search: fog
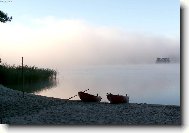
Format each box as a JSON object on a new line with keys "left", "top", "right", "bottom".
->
{"left": 0, "top": 17, "right": 180, "bottom": 69}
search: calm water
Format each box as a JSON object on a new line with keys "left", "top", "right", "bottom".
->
{"left": 35, "top": 64, "right": 180, "bottom": 105}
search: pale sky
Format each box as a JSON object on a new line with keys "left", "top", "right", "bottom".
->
{"left": 1, "top": 0, "right": 179, "bottom": 37}
{"left": 0, "top": 0, "right": 180, "bottom": 68}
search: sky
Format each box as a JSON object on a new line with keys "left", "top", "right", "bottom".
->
{"left": 0, "top": 0, "right": 180, "bottom": 69}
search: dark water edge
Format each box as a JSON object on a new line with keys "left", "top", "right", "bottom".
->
{"left": 2, "top": 79, "right": 58, "bottom": 93}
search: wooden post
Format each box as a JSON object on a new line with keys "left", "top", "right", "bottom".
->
{"left": 22, "top": 57, "right": 24, "bottom": 97}
{"left": 55, "top": 75, "right": 56, "bottom": 80}
{"left": 0, "top": 100, "right": 2, "bottom": 124}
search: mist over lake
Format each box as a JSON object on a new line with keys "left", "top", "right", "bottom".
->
{"left": 35, "top": 63, "right": 180, "bottom": 105}
{"left": 0, "top": 18, "right": 180, "bottom": 106}
{"left": 0, "top": 17, "right": 179, "bottom": 69}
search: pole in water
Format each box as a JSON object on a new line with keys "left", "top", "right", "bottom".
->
{"left": 22, "top": 57, "right": 24, "bottom": 97}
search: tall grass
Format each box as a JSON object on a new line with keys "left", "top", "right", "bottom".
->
{"left": 0, "top": 63, "right": 57, "bottom": 92}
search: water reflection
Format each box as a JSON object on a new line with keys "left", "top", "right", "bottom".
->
{"left": 36, "top": 64, "right": 180, "bottom": 105}
{"left": 6, "top": 79, "right": 58, "bottom": 93}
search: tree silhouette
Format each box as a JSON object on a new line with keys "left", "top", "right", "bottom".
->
{"left": 0, "top": 10, "right": 12, "bottom": 23}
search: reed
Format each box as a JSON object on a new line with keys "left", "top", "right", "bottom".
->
{"left": 0, "top": 63, "right": 57, "bottom": 89}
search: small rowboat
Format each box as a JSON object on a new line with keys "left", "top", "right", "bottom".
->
{"left": 106, "top": 93, "right": 129, "bottom": 104}
{"left": 78, "top": 91, "right": 102, "bottom": 102}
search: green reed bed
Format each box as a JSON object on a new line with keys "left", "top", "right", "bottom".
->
{"left": 0, "top": 63, "right": 57, "bottom": 92}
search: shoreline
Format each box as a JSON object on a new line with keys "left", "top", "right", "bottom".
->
{"left": 0, "top": 85, "right": 181, "bottom": 125}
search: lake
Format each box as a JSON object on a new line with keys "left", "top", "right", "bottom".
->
{"left": 35, "top": 64, "right": 180, "bottom": 105}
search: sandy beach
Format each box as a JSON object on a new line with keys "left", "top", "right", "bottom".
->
{"left": 0, "top": 85, "right": 181, "bottom": 125}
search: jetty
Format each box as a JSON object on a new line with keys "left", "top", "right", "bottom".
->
{"left": 156, "top": 58, "right": 170, "bottom": 63}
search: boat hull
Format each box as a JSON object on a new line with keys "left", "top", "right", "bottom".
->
{"left": 107, "top": 93, "right": 129, "bottom": 104}
{"left": 78, "top": 92, "right": 102, "bottom": 102}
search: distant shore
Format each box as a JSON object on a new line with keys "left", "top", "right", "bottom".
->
{"left": 0, "top": 85, "right": 181, "bottom": 125}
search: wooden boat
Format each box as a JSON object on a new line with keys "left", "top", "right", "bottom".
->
{"left": 78, "top": 91, "right": 102, "bottom": 102}
{"left": 106, "top": 93, "right": 129, "bottom": 104}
